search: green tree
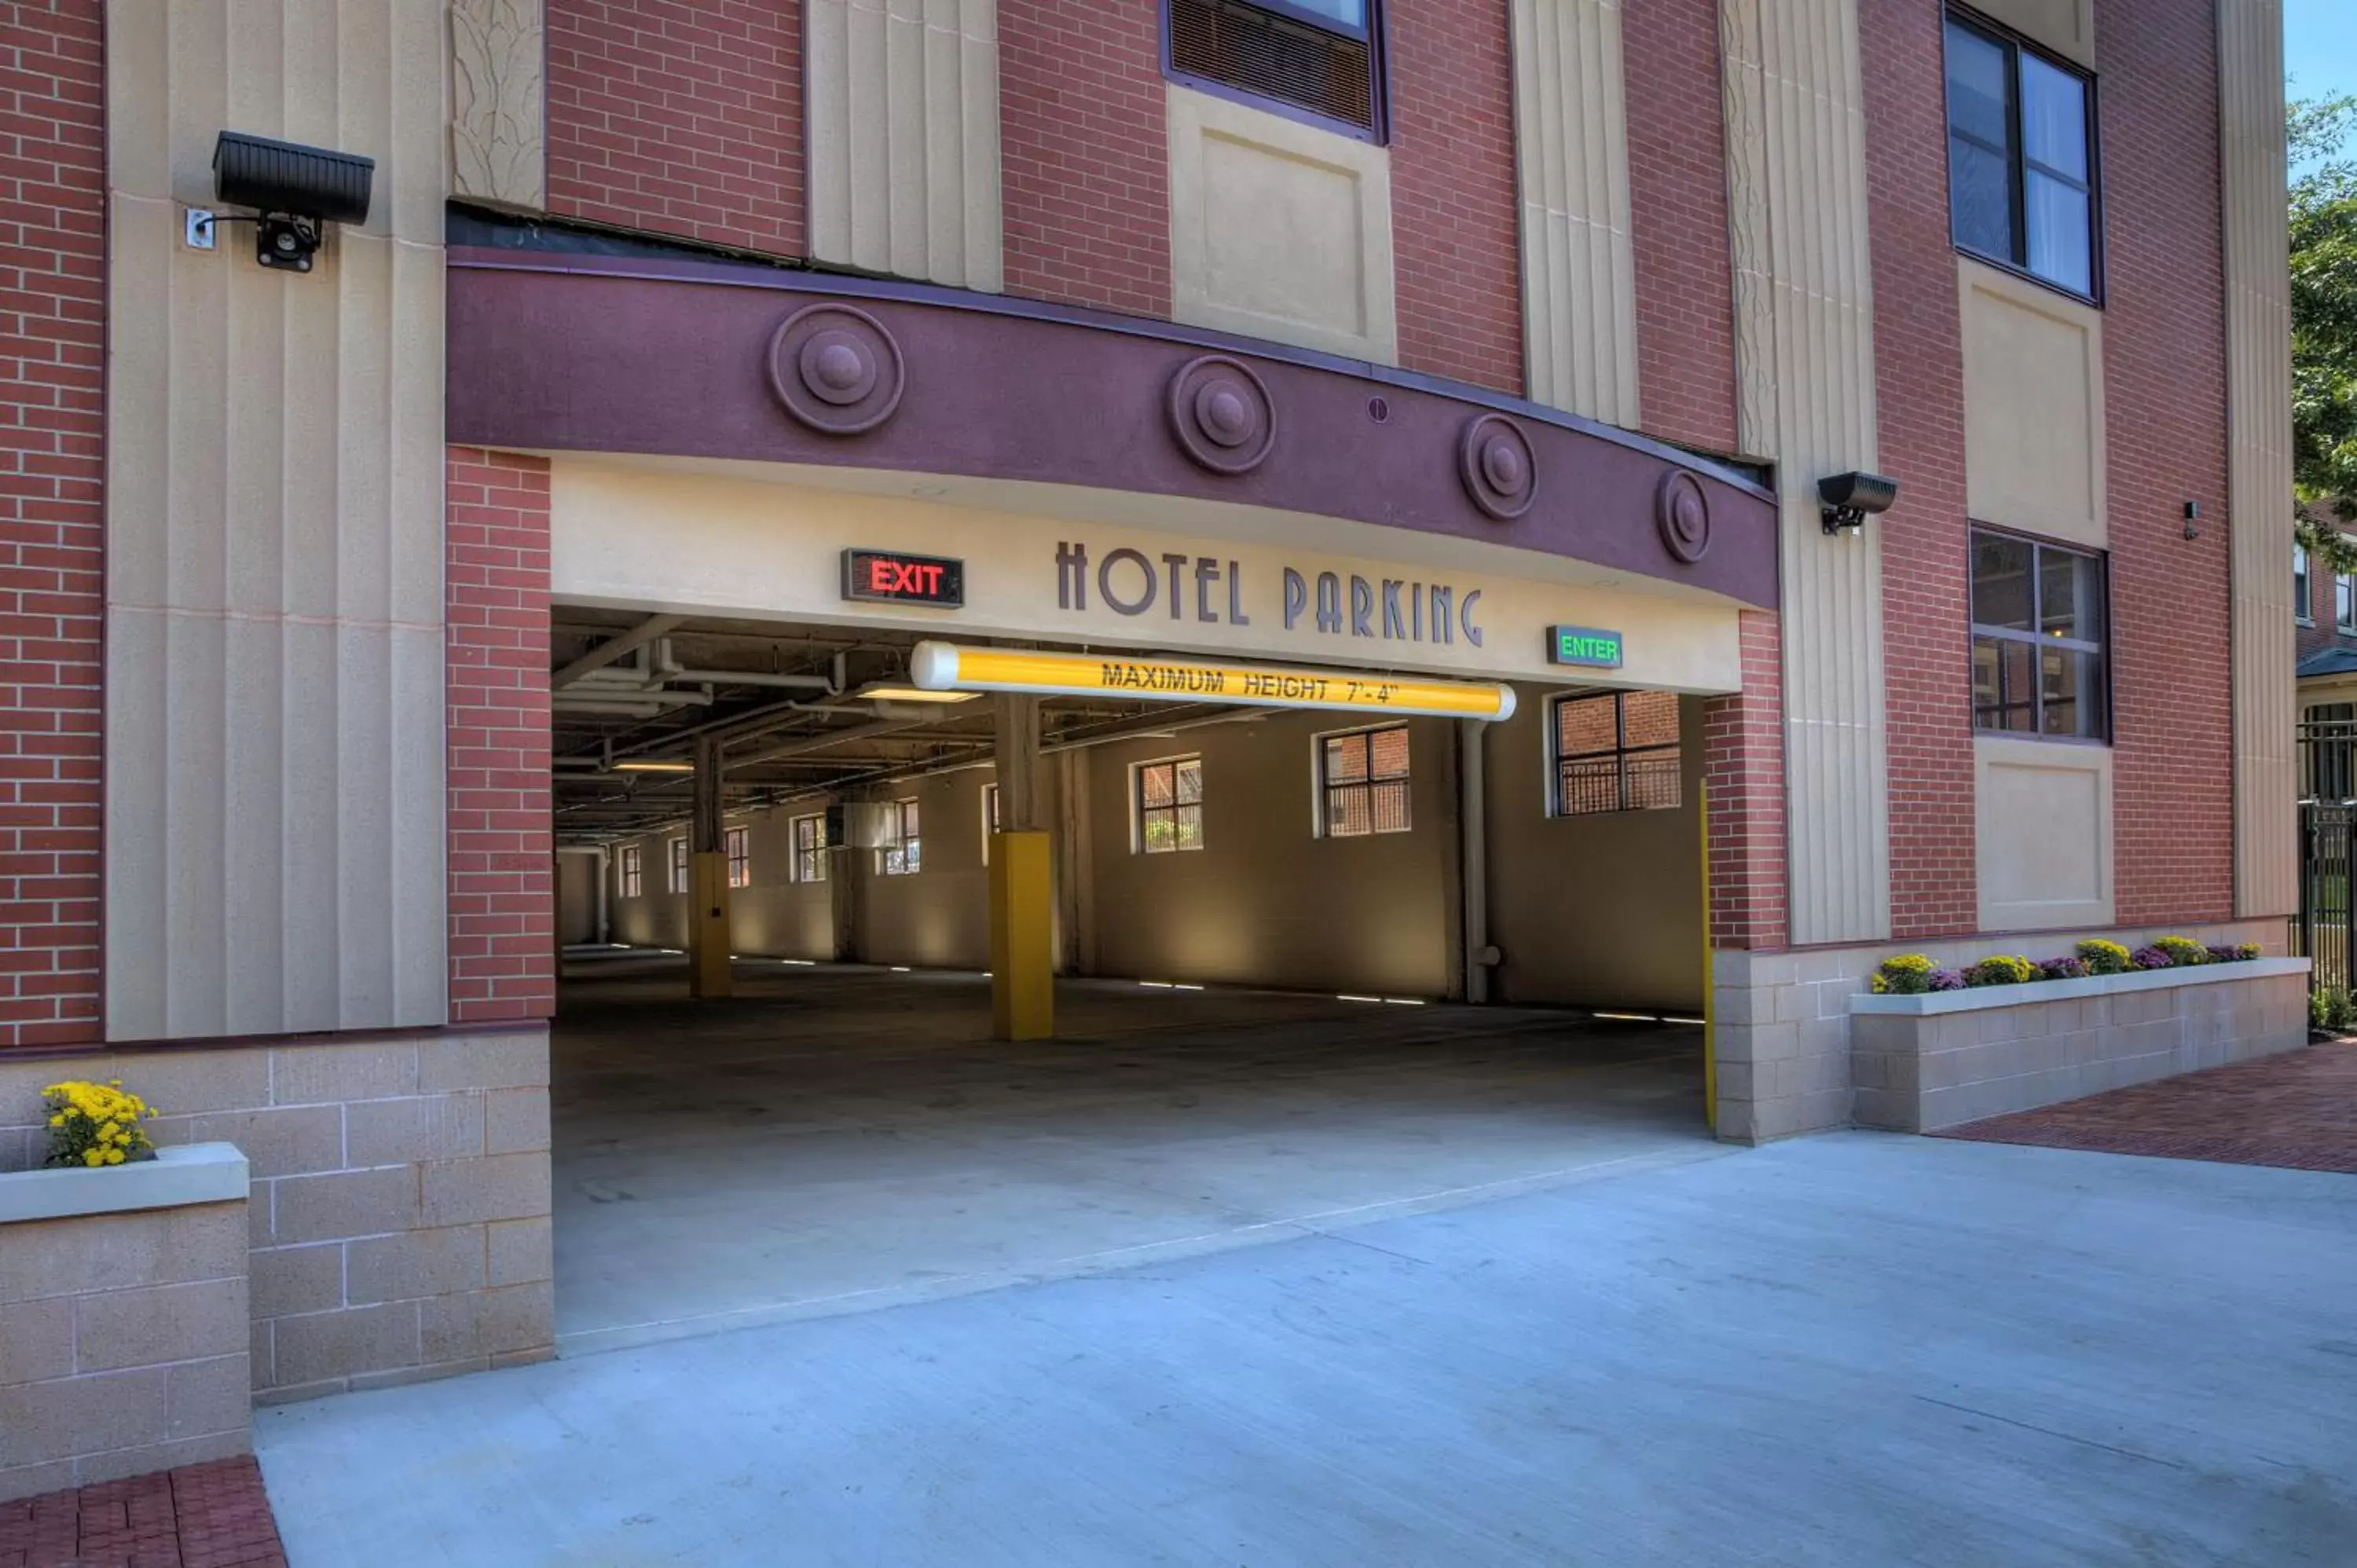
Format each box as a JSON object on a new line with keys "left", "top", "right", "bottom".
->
{"left": 2293, "top": 93, "right": 2357, "bottom": 571}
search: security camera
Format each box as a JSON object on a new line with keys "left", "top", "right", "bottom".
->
{"left": 1819, "top": 471, "right": 1899, "bottom": 535}
{"left": 211, "top": 131, "right": 374, "bottom": 273}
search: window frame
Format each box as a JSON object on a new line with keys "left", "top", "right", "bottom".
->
{"left": 790, "top": 811, "right": 829, "bottom": 885}
{"left": 1317, "top": 724, "right": 1412, "bottom": 838}
{"left": 619, "top": 844, "right": 643, "bottom": 900}
{"left": 724, "top": 824, "right": 751, "bottom": 889}
{"left": 1161, "top": 0, "right": 1391, "bottom": 147}
{"left": 981, "top": 783, "right": 1000, "bottom": 865}
{"left": 876, "top": 797, "right": 922, "bottom": 877}
{"left": 1969, "top": 525, "right": 2112, "bottom": 744}
{"left": 2296, "top": 543, "right": 2313, "bottom": 626}
{"left": 1549, "top": 691, "right": 1684, "bottom": 817}
{"left": 669, "top": 837, "right": 689, "bottom": 894}
{"left": 1132, "top": 755, "right": 1206, "bottom": 855}
{"left": 2340, "top": 558, "right": 2357, "bottom": 636}
{"left": 1941, "top": 6, "right": 2104, "bottom": 306}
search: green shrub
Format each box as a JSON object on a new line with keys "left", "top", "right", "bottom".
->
{"left": 2314, "top": 987, "right": 2357, "bottom": 1033}
{"left": 2076, "top": 939, "right": 2133, "bottom": 976}
{"left": 2153, "top": 936, "right": 2209, "bottom": 968}
{"left": 1963, "top": 954, "right": 2037, "bottom": 987}
{"left": 1871, "top": 954, "right": 1938, "bottom": 995}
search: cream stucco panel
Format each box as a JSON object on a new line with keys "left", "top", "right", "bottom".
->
{"left": 1959, "top": 258, "right": 2106, "bottom": 549}
{"left": 808, "top": 0, "right": 1005, "bottom": 291}
{"left": 1963, "top": 0, "right": 2094, "bottom": 68}
{"left": 451, "top": 0, "right": 547, "bottom": 210}
{"left": 1974, "top": 735, "right": 2114, "bottom": 932}
{"left": 105, "top": 0, "right": 449, "bottom": 1041}
{"left": 1167, "top": 86, "right": 1398, "bottom": 365}
{"left": 1719, "top": 0, "right": 1889, "bottom": 946}
{"left": 547, "top": 459, "right": 1745, "bottom": 693}
{"left": 2219, "top": 0, "right": 2297, "bottom": 918}
{"left": 1510, "top": 0, "right": 1640, "bottom": 427}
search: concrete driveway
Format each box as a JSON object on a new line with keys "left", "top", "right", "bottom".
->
{"left": 255, "top": 1132, "right": 2357, "bottom": 1566}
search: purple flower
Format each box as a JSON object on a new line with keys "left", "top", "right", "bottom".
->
{"left": 2131, "top": 945, "right": 2173, "bottom": 970}
{"left": 2039, "top": 956, "right": 2089, "bottom": 980}
{"left": 1926, "top": 969, "right": 1967, "bottom": 991}
{"left": 2205, "top": 945, "right": 2239, "bottom": 964}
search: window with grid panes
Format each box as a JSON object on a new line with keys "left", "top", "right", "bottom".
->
{"left": 878, "top": 799, "right": 922, "bottom": 875}
{"left": 1135, "top": 757, "right": 1204, "bottom": 853}
{"left": 725, "top": 826, "right": 751, "bottom": 888}
{"left": 1321, "top": 725, "right": 1409, "bottom": 837}
{"left": 1970, "top": 530, "right": 2108, "bottom": 740}
{"left": 790, "top": 813, "right": 828, "bottom": 883}
{"left": 669, "top": 837, "right": 688, "bottom": 892}
{"left": 1554, "top": 691, "right": 1682, "bottom": 815}
{"left": 2296, "top": 544, "right": 2312, "bottom": 624}
{"left": 981, "top": 784, "right": 1000, "bottom": 864}
{"left": 1945, "top": 12, "right": 2097, "bottom": 299}
{"left": 620, "top": 845, "right": 642, "bottom": 899}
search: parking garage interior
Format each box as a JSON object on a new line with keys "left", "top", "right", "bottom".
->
{"left": 546, "top": 609, "right": 1719, "bottom": 1353}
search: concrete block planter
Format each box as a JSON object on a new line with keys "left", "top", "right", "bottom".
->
{"left": 1849, "top": 958, "right": 2311, "bottom": 1134}
{"left": 0, "top": 1143, "right": 252, "bottom": 1501}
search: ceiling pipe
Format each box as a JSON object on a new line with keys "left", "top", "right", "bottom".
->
{"left": 551, "top": 613, "right": 687, "bottom": 691}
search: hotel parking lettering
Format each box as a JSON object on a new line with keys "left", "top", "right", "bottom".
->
{"left": 1054, "top": 541, "right": 1484, "bottom": 648}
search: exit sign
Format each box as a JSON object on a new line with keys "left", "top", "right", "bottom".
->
{"left": 1549, "top": 625, "right": 1624, "bottom": 669}
{"left": 841, "top": 548, "right": 965, "bottom": 609}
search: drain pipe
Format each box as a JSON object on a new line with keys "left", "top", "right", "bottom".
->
{"left": 594, "top": 844, "right": 611, "bottom": 945}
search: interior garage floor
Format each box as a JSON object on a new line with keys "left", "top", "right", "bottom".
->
{"left": 552, "top": 953, "right": 1722, "bottom": 1354}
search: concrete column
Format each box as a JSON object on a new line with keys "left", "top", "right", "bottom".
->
{"left": 989, "top": 694, "right": 1053, "bottom": 1039}
{"left": 688, "top": 735, "right": 732, "bottom": 998}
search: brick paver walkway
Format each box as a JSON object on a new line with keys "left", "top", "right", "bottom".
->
{"left": 1937, "top": 1040, "right": 2357, "bottom": 1173}
{"left": 0, "top": 1457, "right": 284, "bottom": 1568}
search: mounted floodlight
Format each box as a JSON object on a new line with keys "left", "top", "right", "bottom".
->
{"left": 1819, "top": 471, "right": 1899, "bottom": 536}
{"left": 212, "top": 131, "right": 374, "bottom": 273}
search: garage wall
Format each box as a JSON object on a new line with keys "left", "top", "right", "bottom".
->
{"left": 608, "top": 830, "right": 689, "bottom": 951}
{"left": 555, "top": 852, "right": 599, "bottom": 945}
{"left": 728, "top": 805, "right": 835, "bottom": 962}
{"left": 1085, "top": 713, "right": 1457, "bottom": 998}
{"left": 1485, "top": 690, "right": 1706, "bottom": 1012}
{"left": 858, "top": 769, "right": 1005, "bottom": 970}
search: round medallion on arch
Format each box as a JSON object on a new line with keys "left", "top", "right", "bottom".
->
{"left": 1166, "top": 354, "right": 1277, "bottom": 475}
{"left": 1655, "top": 468, "right": 1713, "bottom": 563}
{"left": 1457, "top": 413, "right": 1537, "bottom": 522}
{"left": 768, "top": 304, "right": 906, "bottom": 435}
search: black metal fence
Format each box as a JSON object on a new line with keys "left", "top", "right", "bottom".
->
{"left": 2295, "top": 718, "right": 2357, "bottom": 995}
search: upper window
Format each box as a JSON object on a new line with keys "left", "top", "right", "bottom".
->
{"left": 669, "top": 837, "right": 689, "bottom": 894}
{"left": 620, "top": 844, "right": 643, "bottom": 899}
{"left": 1165, "top": 0, "right": 1386, "bottom": 141}
{"left": 1135, "top": 757, "right": 1205, "bottom": 853}
{"left": 724, "top": 826, "right": 751, "bottom": 889}
{"left": 2341, "top": 569, "right": 2356, "bottom": 636}
{"left": 1944, "top": 13, "right": 2097, "bottom": 299}
{"left": 878, "top": 799, "right": 922, "bottom": 877}
{"left": 1321, "top": 725, "right": 1409, "bottom": 837}
{"left": 1970, "top": 530, "right": 2109, "bottom": 741}
{"left": 790, "top": 812, "right": 828, "bottom": 885}
{"left": 2296, "top": 544, "right": 2313, "bottom": 625}
{"left": 1553, "top": 692, "right": 1683, "bottom": 816}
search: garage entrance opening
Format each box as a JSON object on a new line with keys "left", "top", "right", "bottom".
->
{"left": 548, "top": 610, "right": 1720, "bottom": 1354}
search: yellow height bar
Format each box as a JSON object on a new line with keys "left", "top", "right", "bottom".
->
{"left": 909, "top": 641, "right": 1518, "bottom": 722}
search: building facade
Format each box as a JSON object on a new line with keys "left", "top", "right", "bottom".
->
{"left": 0, "top": 0, "right": 2302, "bottom": 1449}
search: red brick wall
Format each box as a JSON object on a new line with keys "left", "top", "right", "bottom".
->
{"left": 0, "top": 0, "right": 103, "bottom": 1048}
{"left": 446, "top": 449, "right": 556, "bottom": 1024}
{"left": 1861, "top": 0, "right": 1974, "bottom": 938}
{"left": 999, "top": 0, "right": 1171, "bottom": 317}
{"left": 2098, "top": 0, "right": 2233, "bottom": 925}
{"left": 1625, "top": 0, "right": 1739, "bottom": 455}
{"left": 545, "top": 0, "right": 804, "bottom": 258}
{"left": 1703, "top": 610, "right": 1787, "bottom": 949}
{"left": 1387, "top": 0, "right": 1522, "bottom": 394}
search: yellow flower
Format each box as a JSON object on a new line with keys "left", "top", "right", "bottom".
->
{"left": 82, "top": 1149, "right": 104, "bottom": 1167}
{"left": 49, "top": 1113, "right": 64, "bottom": 1127}
{"left": 104, "top": 1149, "right": 124, "bottom": 1165}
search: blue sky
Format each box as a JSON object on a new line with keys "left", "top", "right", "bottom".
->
{"left": 2289, "top": 0, "right": 2357, "bottom": 105}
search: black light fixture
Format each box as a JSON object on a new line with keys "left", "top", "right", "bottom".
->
{"left": 1819, "top": 471, "right": 1899, "bottom": 536}
{"left": 211, "top": 131, "right": 374, "bottom": 273}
